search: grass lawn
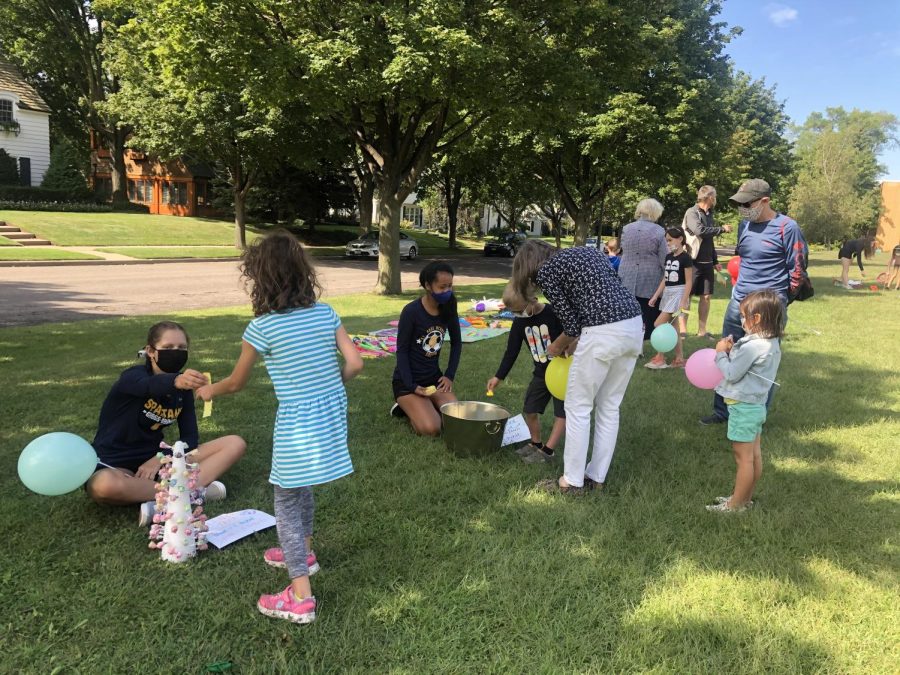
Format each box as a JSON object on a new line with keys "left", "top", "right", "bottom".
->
{"left": 0, "top": 248, "right": 102, "bottom": 261}
{"left": 0, "top": 254, "right": 897, "bottom": 672}
{"left": 0, "top": 235, "right": 19, "bottom": 246}
{"left": 0, "top": 210, "right": 260, "bottom": 246}
{"left": 96, "top": 246, "right": 243, "bottom": 259}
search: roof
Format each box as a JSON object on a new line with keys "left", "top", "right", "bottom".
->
{"left": 0, "top": 56, "right": 51, "bottom": 114}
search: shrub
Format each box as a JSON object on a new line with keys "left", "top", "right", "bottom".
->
{"left": 0, "top": 149, "right": 18, "bottom": 185}
{"left": 0, "top": 200, "right": 113, "bottom": 212}
{"left": 41, "top": 139, "right": 90, "bottom": 194}
{"left": 0, "top": 184, "right": 95, "bottom": 203}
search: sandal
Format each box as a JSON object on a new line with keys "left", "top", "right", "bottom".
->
{"left": 535, "top": 477, "right": 585, "bottom": 496}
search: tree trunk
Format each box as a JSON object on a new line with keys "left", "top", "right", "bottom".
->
{"left": 357, "top": 173, "right": 374, "bottom": 234}
{"left": 376, "top": 192, "right": 403, "bottom": 294}
{"left": 553, "top": 215, "right": 562, "bottom": 249}
{"left": 233, "top": 188, "right": 247, "bottom": 250}
{"left": 108, "top": 129, "right": 128, "bottom": 204}
{"left": 444, "top": 173, "right": 462, "bottom": 249}
{"left": 573, "top": 209, "right": 591, "bottom": 246}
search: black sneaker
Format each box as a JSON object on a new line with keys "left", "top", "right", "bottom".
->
{"left": 390, "top": 403, "right": 407, "bottom": 419}
{"left": 698, "top": 414, "right": 725, "bottom": 426}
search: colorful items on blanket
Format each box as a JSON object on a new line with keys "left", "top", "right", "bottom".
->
{"left": 350, "top": 334, "right": 398, "bottom": 359}
{"left": 469, "top": 297, "right": 505, "bottom": 313}
{"left": 460, "top": 316, "right": 513, "bottom": 330}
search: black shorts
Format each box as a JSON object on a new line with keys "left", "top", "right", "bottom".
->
{"left": 523, "top": 374, "right": 565, "bottom": 418}
{"left": 392, "top": 375, "right": 442, "bottom": 400}
{"left": 837, "top": 244, "right": 854, "bottom": 259}
{"left": 691, "top": 262, "right": 716, "bottom": 296}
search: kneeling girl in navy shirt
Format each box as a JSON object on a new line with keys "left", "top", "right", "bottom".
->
{"left": 391, "top": 262, "right": 462, "bottom": 436}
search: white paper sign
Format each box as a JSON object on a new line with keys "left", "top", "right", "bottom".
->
{"left": 501, "top": 414, "right": 533, "bottom": 447}
{"left": 205, "top": 509, "right": 276, "bottom": 549}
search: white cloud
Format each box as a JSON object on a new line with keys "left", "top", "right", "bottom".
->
{"left": 765, "top": 4, "right": 799, "bottom": 28}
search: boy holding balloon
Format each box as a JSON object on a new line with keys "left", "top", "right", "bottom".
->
{"left": 487, "top": 283, "right": 566, "bottom": 463}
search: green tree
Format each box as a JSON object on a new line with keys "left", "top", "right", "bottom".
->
{"left": 0, "top": 1, "right": 134, "bottom": 201}
{"left": 0, "top": 149, "right": 18, "bottom": 185}
{"left": 41, "top": 138, "right": 89, "bottom": 193}
{"left": 529, "top": 0, "right": 734, "bottom": 245}
{"left": 790, "top": 108, "right": 898, "bottom": 244}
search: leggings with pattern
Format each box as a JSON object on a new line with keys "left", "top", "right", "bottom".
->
{"left": 273, "top": 485, "right": 314, "bottom": 579}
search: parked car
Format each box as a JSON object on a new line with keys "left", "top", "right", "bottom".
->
{"left": 585, "top": 236, "right": 599, "bottom": 248}
{"left": 345, "top": 231, "right": 418, "bottom": 259}
{"left": 484, "top": 231, "right": 527, "bottom": 257}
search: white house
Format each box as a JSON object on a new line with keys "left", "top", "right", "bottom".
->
{"left": 0, "top": 57, "right": 51, "bottom": 186}
{"left": 478, "top": 205, "right": 545, "bottom": 236}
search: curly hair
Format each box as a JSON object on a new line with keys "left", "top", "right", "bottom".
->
{"left": 240, "top": 230, "right": 322, "bottom": 316}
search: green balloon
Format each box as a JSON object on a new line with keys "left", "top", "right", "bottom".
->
{"left": 18, "top": 432, "right": 98, "bottom": 496}
{"left": 650, "top": 323, "right": 678, "bottom": 352}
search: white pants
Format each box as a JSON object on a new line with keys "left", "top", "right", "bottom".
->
{"left": 563, "top": 316, "right": 643, "bottom": 487}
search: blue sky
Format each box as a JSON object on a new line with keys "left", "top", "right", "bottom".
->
{"left": 717, "top": 0, "right": 900, "bottom": 180}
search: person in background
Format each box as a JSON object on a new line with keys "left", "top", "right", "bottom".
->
{"left": 617, "top": 198, "right": 667, "bottom": 341}
{"left": 884, "top": 244, "right": 900, "bottom": 290}
{"left": 699, "top": 179, "right": 808, "bottom": 426}
{"left": 605, "top": 237, "right": 622, "bottom": 271}
{"left": 683, "top": 185, "right": 732, "bottom": 337}
{"left": 646, "top": 227, "right": 694, "bottom": 370}
{"left": 837, "top": 235, "right": 874, "bottom": 288}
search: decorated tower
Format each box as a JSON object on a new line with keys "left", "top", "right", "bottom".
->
{"left": 147, "top": 441, "right": 209, "bottom": 562}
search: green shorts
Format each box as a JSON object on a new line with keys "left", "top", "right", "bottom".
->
{"left": 726, "top": 402, "right": 767, "bottom": 442}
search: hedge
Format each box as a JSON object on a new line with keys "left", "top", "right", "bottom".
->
{"left": 0, "top": 184, "right": 96, "bottom": 204}
{"left": 0, "top": 200, "right": 113, "bottom": 213}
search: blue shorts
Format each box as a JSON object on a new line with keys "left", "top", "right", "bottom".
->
{"left": 726, "top": 402, "right": 767, "bottom": 442}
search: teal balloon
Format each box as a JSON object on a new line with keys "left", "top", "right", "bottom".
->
{"left": 650, "top": 323, "right": 678, "bottom": 353}
{"left": 18, "top": 432, "right": 98, "bottom": 496}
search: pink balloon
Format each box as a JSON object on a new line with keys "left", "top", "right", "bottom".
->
{"left": 685, "top": 348, "right": 723, "bottom": 389}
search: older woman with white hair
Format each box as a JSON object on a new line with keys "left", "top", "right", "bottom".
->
{"left": 617, "top": 198, "right": 668, "bottom": 341}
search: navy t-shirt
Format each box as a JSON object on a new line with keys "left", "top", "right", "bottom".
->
{"left": 495, "top": 304, "right": 564, "bottom": 379}
{"left": 92, "top": 364, "right": 199, "bottom": 470}
{"left": 392, "top": 298, "right": 462, "bottom": 390}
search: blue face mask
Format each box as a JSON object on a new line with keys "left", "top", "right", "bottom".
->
{"left": 431, "top": 290, "right": 453, "bottom": 304}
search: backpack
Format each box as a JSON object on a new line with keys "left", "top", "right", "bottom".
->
{"left": 681, "top": 207, "right": 702, "bottom": 260}
{"left": 778, "top": 217, "right": 814, "bottom": 303}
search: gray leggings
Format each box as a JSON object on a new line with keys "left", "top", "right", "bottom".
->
{"left": 273, "top": 485, "right": 315, "bottom": 579}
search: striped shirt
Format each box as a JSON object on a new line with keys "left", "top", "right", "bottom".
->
{"left": 243, "top": 303, "right": 352, "bottom": 487}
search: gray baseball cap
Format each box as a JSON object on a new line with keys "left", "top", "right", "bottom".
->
{"left": 729, "top": 179, "right": 771, "bottom": 205}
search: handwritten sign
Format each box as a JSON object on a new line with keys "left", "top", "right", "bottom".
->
{"left": 501, "top": 414, "right": 532, "bottom": 447}
{"left": 204, "top": 509, "right": 276, "bottom": 549}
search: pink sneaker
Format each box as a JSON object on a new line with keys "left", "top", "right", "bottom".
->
{"left": 263, "top": 548, "right": 320, "bottom": 575}
{"left": 257, "top": 586, "right": 316, "bottom": 623}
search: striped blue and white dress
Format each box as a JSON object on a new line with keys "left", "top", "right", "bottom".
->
{"left": 243, "top": 303, "right": 352, "bottom": 488}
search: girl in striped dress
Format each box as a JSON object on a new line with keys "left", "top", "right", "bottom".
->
{"left": 197, "top": 230, "right": 363, "bottom": 624}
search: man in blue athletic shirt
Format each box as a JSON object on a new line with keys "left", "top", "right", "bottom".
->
{"left": 699, "top": 179, "right": 809, "bottom": 425}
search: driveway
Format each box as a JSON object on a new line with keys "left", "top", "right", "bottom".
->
{"left": 0, "top": 256, "right": 512, "bottom": 327}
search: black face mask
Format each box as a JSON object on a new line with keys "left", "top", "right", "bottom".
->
{"left": 148, "top": 349, "right": 188, "bottom": 373}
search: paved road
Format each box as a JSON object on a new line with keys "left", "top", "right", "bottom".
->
{"left": 0, "top": 256, "right": 513, "bottom": 327}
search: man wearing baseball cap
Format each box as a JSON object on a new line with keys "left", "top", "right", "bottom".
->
{"left": 699, "top": 178, "right": 809, "bottom": 425}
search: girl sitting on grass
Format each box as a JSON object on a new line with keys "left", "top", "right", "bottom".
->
{"left": 645, "top": 227, "right": 693, "bottom": 369}
{"left": 197, "top": 230, "right": 363, "bottom": 624}
{"left": 87, "top": 320, "right": 245, "bottom": 527}
{"left": 390, "top": 261, "right": 462, "bottom": 436}
{"left": 707, "top": 290, "right": 783, "bottom": 513}
{"left": 486, "top": 282, "right": 566, "bottom": 464}
{"left": 884, "top": 244, "right": 900, "bottom": 290}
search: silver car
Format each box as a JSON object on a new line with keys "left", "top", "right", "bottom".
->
{"left": 345, "top": 231, "right": 418, "bottom": 259}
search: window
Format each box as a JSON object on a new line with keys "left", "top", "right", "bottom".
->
{"left": 0, "top": 99, "right": 13, "bottom": 123}
{"left": 162, "top": 181, "right": 187, "bottom": 205}
{"left": 127, "top": 179, "right": 154, "bottom": 203}
{"left": 195, "top": 181, "right": 207, "bottom": 205}
{"left": 402, "top": 205, "right": 423, "bottom": 229}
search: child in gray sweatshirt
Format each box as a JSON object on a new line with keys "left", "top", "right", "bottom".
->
{"left": 708, "top": 290, "right": 784, "bottom": 512}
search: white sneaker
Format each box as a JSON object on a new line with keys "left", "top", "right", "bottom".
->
{"left": 205, "top": 480, "right": 227, "bottom": 502}
{"left": 138, "top": 500, "right": 156, "bottom": 527}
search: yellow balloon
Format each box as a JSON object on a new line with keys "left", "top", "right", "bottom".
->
{"left": 544, "top": 356, "right": 572, "bottom": 401}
